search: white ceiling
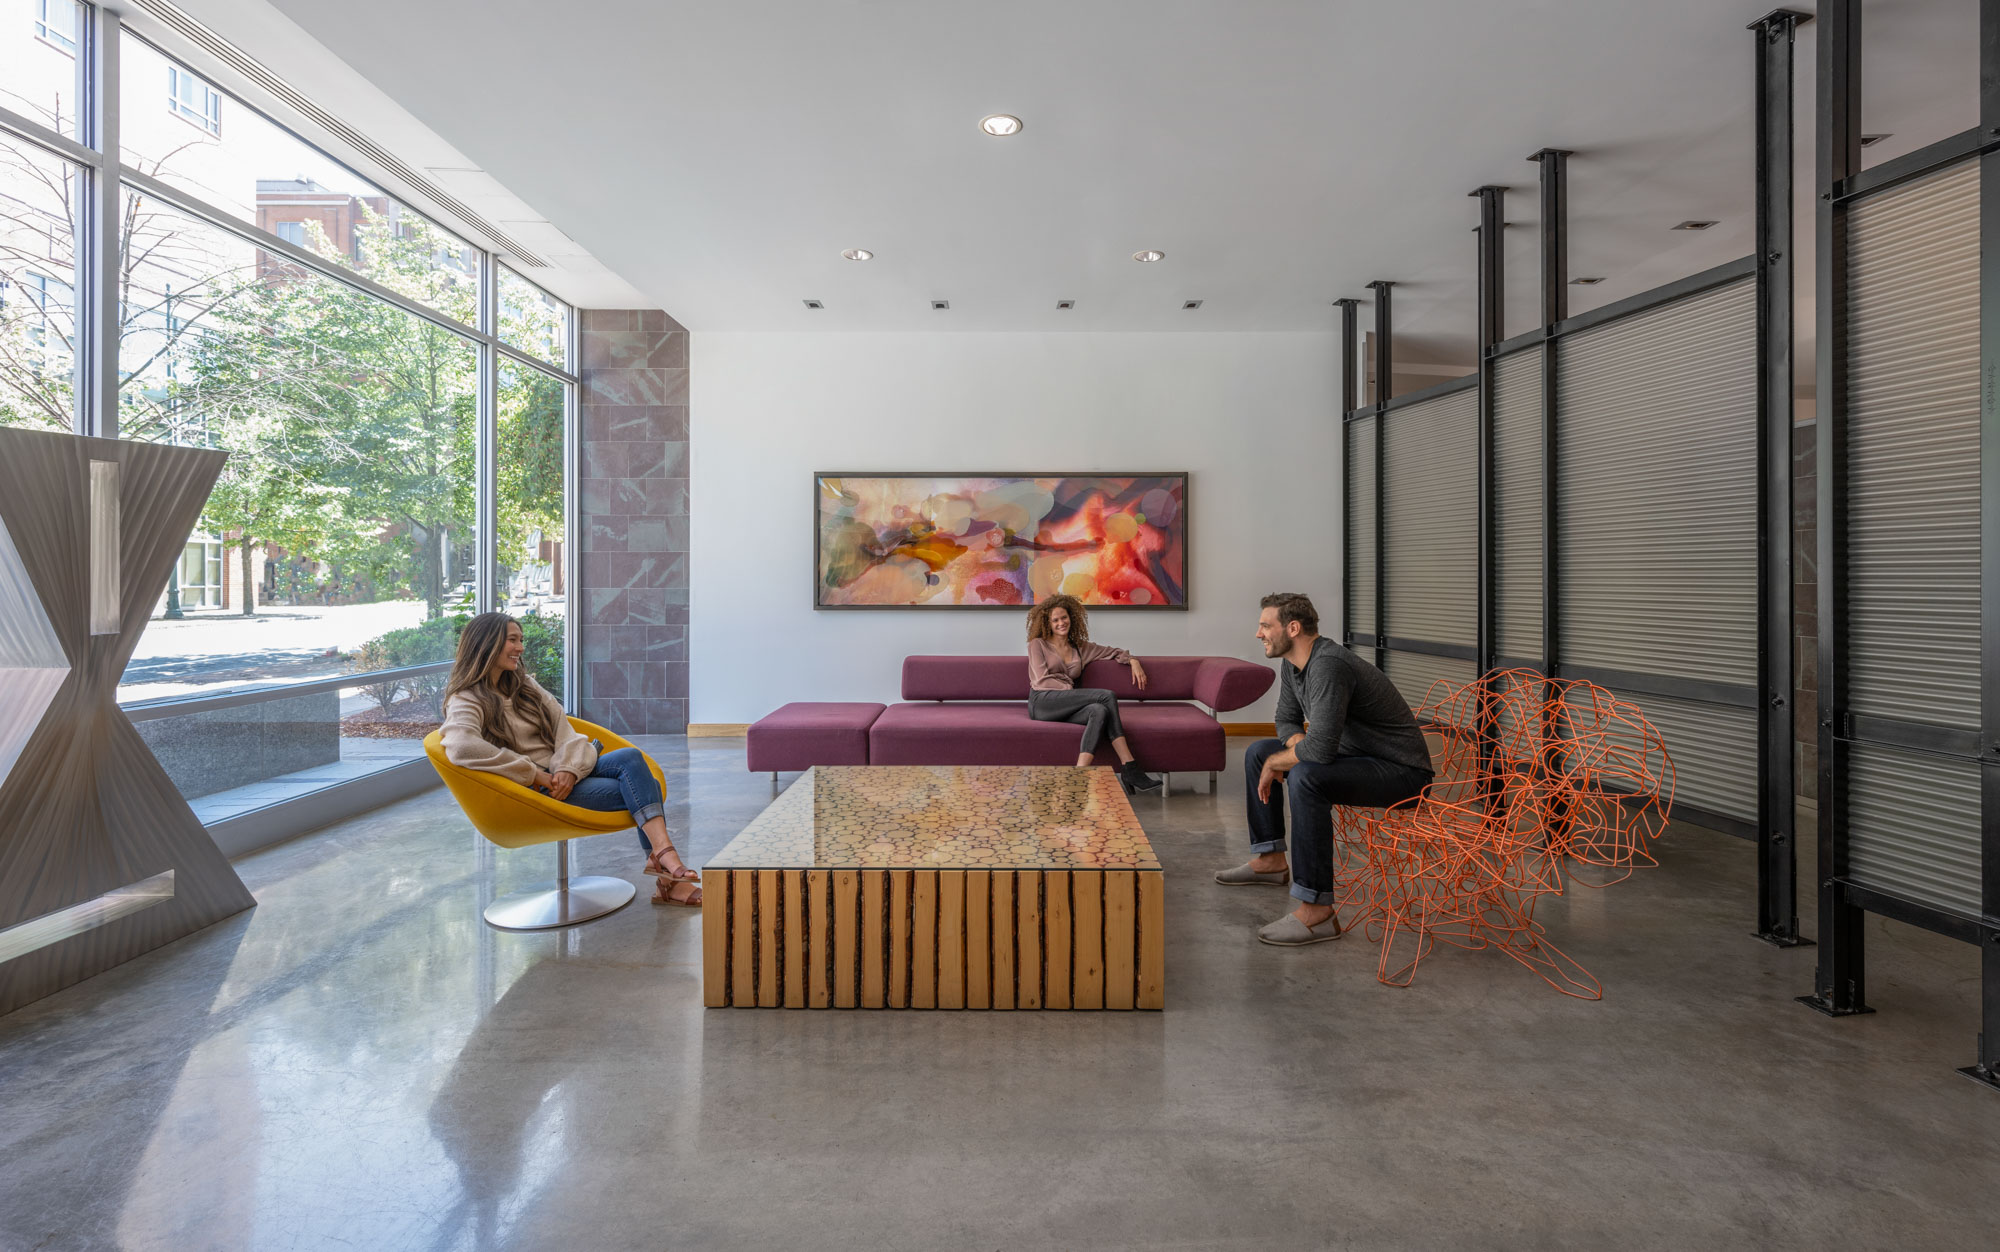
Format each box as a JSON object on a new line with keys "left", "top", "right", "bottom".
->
{"left": 192, "top": 0, "right": 1979, "bottom": 359}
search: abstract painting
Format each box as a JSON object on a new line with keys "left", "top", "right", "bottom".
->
{"left": 815, "top": 473, "right": 1188, "bottom": 609}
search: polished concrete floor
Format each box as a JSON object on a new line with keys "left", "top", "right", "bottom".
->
{"left": 3, "top": 738, "right": 1998, "bottom": 1252}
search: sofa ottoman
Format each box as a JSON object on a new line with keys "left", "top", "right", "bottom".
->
{"left": 747, "top": 702, "right": 886, "bottom": 776}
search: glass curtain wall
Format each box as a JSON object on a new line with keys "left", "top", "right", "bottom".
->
{"left": 1, "top": 5, "right": 577, "bottom": 827}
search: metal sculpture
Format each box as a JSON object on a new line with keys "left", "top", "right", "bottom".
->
{"left": 1327, "top": 668, "right": 1674, "bottom": 999}
{"left": 0, "top": 428, "right": 255, "bottom": 1015}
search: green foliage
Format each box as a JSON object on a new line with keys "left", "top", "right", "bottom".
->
{"left": 348, "top": 610, "right": 562, "bottom": 714}
{"left": 515, "top": 610, "right": 565, "bottom": 701}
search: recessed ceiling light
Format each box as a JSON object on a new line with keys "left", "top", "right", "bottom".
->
{"left": 1860, "top": 133, "right": 1893, "bottom": 147}
{"left": 1056, "top": 300, "right": 1075, "bottom": 310}
{"left": 980, "top": 114, "right": 1023, "bottom": 137}
{"left": 1182, "top": 299, "right": 1203, "bottom": 310}
{"left": 803, "top": 299, "right": 824, "bottom": 309}
{"left": 1133, "top": 250, "right": 1165, "bottom": 263}
{"left": 931, "top": 299, "right": 950, "bottom": 310}
{"left": 1672, "top": 219, "right": 1719, "bottom": 231}
{"left": 1571, "top": 276, "right": 1605, "bottom": 285}
{"left": 841, "top": 248, "right": 873, "bottom": 261}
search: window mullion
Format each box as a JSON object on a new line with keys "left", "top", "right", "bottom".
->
{"left": 80, "top": 2, "right": 120, "bottom": 438}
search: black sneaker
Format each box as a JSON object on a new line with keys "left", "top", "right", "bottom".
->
{"left": 1119, "top": 762, "right": 1164, "bottom": 793}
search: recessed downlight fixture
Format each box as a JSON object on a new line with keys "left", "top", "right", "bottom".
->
{"left": 931, "top": 299, "right": 950, "bottom": 310}
{"left": 1056, "top": 300, "right": 1075, "bottom": 310}
{"left": 841, "top": 248, "right": 873, "bottom": 261}
{"left": 1860, "top": 133, "right": 1893, "bottom": 147}
{"left": 802, "top": 299, "right": 824, "bottom": 309}
{"left": 1182, "top": 299, "right": 1203, "bottom": 310}
{"left": 1571, "top": 276, "right": 1606, "bottom": 285}
{"left": 1672, "top": 219, "right": 1719, "bottom": 231}
{"left": 980, "top": 114, "right": 1023, "bottom": 137}
{"left": 1133, "top": 250, "right": 1165, "bottom": 263}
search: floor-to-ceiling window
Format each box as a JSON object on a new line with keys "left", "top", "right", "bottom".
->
{"left": 1, "top": 3, "right": 578, "bottom": 829}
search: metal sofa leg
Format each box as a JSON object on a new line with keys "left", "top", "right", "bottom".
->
{"left": 1209, "top": 771, "right": 1218, "bottom": 793}
{"left": 484, "top": 838, "right": 637, "bottom": 930}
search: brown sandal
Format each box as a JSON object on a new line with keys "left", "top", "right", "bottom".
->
{"left": 652, "top": 878, "right": 702, "bottom": 907}
{"left": 644, "top": 839, "right": 697, "bottom": 881}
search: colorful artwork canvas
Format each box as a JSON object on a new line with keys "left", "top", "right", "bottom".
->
{"left": 815, "top": 473, "right": 1189, "bottom": 609}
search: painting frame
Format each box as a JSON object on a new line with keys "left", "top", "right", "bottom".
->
{"left": 812, "top": 471, "right": 1191, "bottom": 611}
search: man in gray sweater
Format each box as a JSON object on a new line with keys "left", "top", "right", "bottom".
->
{"left": 1216, "top": 593, "right": 1434, "bottom": 946}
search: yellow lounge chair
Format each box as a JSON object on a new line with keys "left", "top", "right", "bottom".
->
{"left": 423, "top": 717, "right": 668, "bottom": 930}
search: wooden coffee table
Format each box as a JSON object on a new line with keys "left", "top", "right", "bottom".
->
{"left": 702, "top": 765, "right": 1163, "bottom": 1010}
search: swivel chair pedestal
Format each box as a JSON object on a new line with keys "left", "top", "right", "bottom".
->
{"left": 485, "top": 838, "right": 636, "bottom": 930}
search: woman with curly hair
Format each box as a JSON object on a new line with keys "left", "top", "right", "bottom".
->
{"left": 441, "top": 612, "right": 700, "bottom": 906}
{"left": 1025, "top": 593, "right": 1163, "bottom": 793}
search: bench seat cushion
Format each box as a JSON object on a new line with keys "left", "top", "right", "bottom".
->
{"left": 747, "top": 702, "right": 885, "bottom": 772}
{"left": 869, "top": 701, "right": 1224, "bottom": 772}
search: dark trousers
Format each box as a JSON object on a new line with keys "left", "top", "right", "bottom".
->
{"left": 1243, "top": 738, "right": 1432, "bottom": 905}
{"left": 550, "top": 747, "right": 667, "bottom": 852}
{"left": 1029, "top": 688, "right": 1126, "bottom": 757}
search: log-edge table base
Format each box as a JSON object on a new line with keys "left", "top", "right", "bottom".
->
{"left": 700, "top": 767, "right": 1165, "bottom": 1010}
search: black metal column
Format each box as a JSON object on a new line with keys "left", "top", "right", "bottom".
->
{"left": 1473, "top": 186, "right": 1506, "bottom": 681}
{"left": 1802, "top": 0, "right": 1872, "bottom": 1018}
{"left": 1965, "top": 0, "right": 2000, "bottom": 1090}
{"left": 1338, "top": 297, "right": 1361, "bottom": 650}
{"left": 1530, "top": 150, "right": 1569, "bottom": 682}
{"left": 1753, "top": 9, "right": 1813, "bottom": 950}
{"left": 1368, "top": 280, "right": 1394, "bottom": 673}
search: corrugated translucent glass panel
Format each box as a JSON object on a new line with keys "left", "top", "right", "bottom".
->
{"left": 1556, "top": 279, "right": 1757, "bottom": 683}
{"left": 1492, "top": 348, "right": 1543, "bottom": 661}
{"left": 1845, "top": 160, "right": 1980, "bottom": 729}
{"left": 1588, "top": 689, "right": 1758, "bottom": 823}
{"left": 1384, "top": 651, "right": 1476, "bottom": 717}
{"left": 1846, "top": 741, "right": 1982, "bottom": 917}
{"left": 1383, "top": 385, "right": 1476, "bottom": 648}
{"left": 1347, "top": 417, "right": 1377, "bottom": 640}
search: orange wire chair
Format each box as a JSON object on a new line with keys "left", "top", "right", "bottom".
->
{"left": 1326, "top": 669, "right": 1674, "bottom": 999}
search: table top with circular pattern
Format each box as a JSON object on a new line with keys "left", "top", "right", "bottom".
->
{"left": 707, "top": 765, "right": 1160, "bottom": 871}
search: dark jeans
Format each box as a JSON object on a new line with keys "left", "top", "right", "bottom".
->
{"left": 1029, "top": 688, "right": 1126, "bottom": 757}
{"left": 546, "top": 747, "right": 666, "bottom": 852}
{"left": 1243, "top": 738, "right": 1432, "bottom": 905}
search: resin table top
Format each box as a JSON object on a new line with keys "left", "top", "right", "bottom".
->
{"left": 707, "top": 766, "right": 1160, "bottom": 871}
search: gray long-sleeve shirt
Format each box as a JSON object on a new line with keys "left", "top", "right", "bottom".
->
{"left": 1273, "top": 637, "right": 1433, "bottom": 773}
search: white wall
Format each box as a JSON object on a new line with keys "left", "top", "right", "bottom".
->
{"left": 690, "top": 332, "right": 1341, "bottom": 723}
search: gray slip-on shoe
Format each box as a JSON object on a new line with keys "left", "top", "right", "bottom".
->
{"left": 1257, "top": 913, "right": 1344, "bottom": 946}
{"left": 1215, "top": 861, "right": 1290, "bottom": 886}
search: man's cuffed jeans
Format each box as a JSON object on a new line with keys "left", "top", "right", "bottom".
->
{"left": 1243, "top": 738, "right": 1432, "bottom": 905}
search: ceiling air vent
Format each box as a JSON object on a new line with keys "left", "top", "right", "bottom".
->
{"left": 1182, "top": 300, "right": 1203, "bottom": 310}
{"left": 1671, "top": 219, "right": 1719, "bottom": 231}
{"left": 803, "top": 299, "right": 824, "bottom": 310}
{"left": 1056, "top": 300, "right": 1075, "bottom": 310}
{"left": 932, "top": 300, "right": 950, "bottom": 310}
{"left": 128, "top": 0, "right": 551, "bottom": 267}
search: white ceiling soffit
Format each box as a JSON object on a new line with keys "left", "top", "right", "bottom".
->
{"left": 157, "top": 0, "right": 650, "bottom": 308}
{"left": 220, "top": 0, "right": 1979, "bottom": 343}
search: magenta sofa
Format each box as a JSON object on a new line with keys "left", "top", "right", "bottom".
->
{"left": 747, "top": 655, "right": 1274, "bottom": 779}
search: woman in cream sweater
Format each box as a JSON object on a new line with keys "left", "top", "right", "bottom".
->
{"left": 1025, "top": 593, "right": 1162, "bottom": 793}
{"left": 441, "top": 612, "right": 700, "bottom": 906}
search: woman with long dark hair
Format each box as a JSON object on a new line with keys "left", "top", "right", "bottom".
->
{"left": 441, "top": 612, "right": 701, "bottom": 906}
{"left": 1025, "top": 593, "right": 1162, "bottom": 793}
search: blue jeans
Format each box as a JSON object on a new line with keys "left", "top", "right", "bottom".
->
{"left": 1243, "top": 738, "right": 1431, "bottom": 905}
{"left": 545, "top": 747, "right": 666, "bottom": 852}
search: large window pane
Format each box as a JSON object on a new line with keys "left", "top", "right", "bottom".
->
{"left": 498, "top": 264, "right": 569, "bottom": 371}
{"left": 0, "top": 134, "right": 81, "bottom": 432}
{"left": 3, "top": 0, "right": 85, "bottom": 138}
{"left": 120, "top": 33, "right": 478, "bottom": 324}
{"left": 496, "top": 360, "right": 568, "bottom": 701}
{"left": 118, "top": 196, "right": 477, "bottom": 814}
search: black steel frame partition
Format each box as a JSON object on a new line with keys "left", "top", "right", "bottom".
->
{"left": 1337, "top": 13, "right": 1809, "bottom": 952}
{"left": 1802, "top": 0, "right": 2000, "bottom": 1090}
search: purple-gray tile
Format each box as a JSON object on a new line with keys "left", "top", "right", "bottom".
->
{"left": 585, "top": 441, "right": 669, "bottom": 480}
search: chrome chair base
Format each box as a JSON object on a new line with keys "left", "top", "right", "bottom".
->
{"left": 483, "top": 875, "right": 636, "bottom": 931}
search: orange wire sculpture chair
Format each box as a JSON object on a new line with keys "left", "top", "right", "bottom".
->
{"left": 1326, "top": 669, "right": 1674, "bottom": 999}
